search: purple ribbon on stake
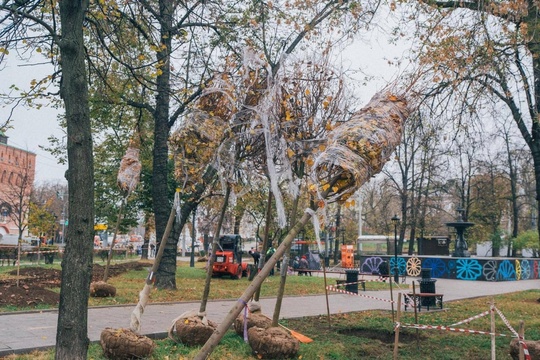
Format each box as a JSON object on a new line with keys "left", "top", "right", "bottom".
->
{"left": 238, "top": 298, "right": 249, "bottom": 342}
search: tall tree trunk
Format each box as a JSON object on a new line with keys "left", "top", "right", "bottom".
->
{"left": 254, "top": 189, "right": 273, "bottom": 302}
{"left": 56, "top": 1, "right": 94, "bottom": 359}
{"left": 272, "top": 186, "right": 302, "bottom": 326}
{"left": 155, "top": 167, "right": 218, "bottom": 288}
{"left": 533, "top": 145, "right": 540, "bottom": 249}
{"left": 153, "top": 0, "right": 174, "bottom": 286}
{"left": 200, "top": 184, "right": 231, "bottom": 314}
{"left": 141, "top": 213, "right": 152, "bottom": 259}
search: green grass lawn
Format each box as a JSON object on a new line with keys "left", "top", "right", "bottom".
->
{"left": 0, "top": 259, "right": 390, "bottom": 311}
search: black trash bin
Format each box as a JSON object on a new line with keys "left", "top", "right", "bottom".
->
{"left": 417, "top": 268, "right": 437, "bottom": 306}
{"left": 345, "top": 269, "right": 359, "bottom": 294}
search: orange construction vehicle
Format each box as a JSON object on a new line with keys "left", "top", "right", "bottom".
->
{"left": 212, "top": 234, "right": 250, "bottom": 279}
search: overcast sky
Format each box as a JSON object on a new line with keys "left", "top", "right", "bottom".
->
{"left": 1, "top": 56, "right": 67, "bottom": 185}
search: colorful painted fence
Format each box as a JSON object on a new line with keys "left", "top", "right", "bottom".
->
{"left": 358, "top": 255, "right": 540, "bottom": 281}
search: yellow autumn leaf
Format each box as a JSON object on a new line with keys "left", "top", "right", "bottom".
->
{"left": 306, "top": 157, "right": 314, "bottom": 166}
{"left": 332, "top": 186, "right": 339, "bottom": 193}
{"left": 285, "top": 110, "right": 292, "bottom": 121}
{"left": 318, "top": 144, "right": 326, "bottom": 152}
{"left": 287, "top": 148, "right": 295, "bottom": 158}
{"left": 322, "top": 184, "right": 330, "bottom": 191}
{"left": 137, "top": 54, "right": 145, "bottom": 61}
{"left": 305, "top": 89, "right": 310, "bottom": 96}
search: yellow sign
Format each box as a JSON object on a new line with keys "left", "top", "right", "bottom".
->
{"left": 94, "top": 223, "right": 108, "bottom": 231}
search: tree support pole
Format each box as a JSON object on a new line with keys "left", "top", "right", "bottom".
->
{"left": 194, "top": 209, "right": 313, "bottom": 360}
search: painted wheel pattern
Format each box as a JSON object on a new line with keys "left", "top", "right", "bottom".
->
{"left": 456, "top": 259, "right": 482, "bottom": 280}
{"left": 406, "top": 257, "right": 421, "bottom": 276}
{"left": 519, "top": 260, "right": 531, "bottom": 280}
{"left": 422, "top": 258, "right": 447, "bottom": 278}
{"left": 482, "top": 261, "right": 498, "bottom": 282}
{"left": 497, "top": 260, "right": 516, "bottom": 281}
{"left": 389, "top": 257, "right": 407, "bottom": 276}
{"left": 361, "top": 256, "right": 384, "bottom": 274}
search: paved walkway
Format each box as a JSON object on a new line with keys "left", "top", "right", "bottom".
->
{"left": 0, "top": 277, "right": 538, "bottom": 357}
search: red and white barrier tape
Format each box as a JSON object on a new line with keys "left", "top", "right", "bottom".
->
{"left": 326, "top": 285, "right": 395, "bottom": 304}
{"left": 23, "top": 250, "right": 63, "bottom": 254}
{"left": 401, "top": 293, "right": 418, "bottom": 309}
{"left": 334, "top": 280, "right": 361, "bottom": 287}
{"left": 494, "top": 306, "right": 531, "bottom": 360}
{"left": 450, "top": 310, "right": 491, "bottom": 327}
{"left": 398, "top": 322, "right": 508, "bottom": 337}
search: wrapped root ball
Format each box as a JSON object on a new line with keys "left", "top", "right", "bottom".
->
{"left": 314, "top": 92, "right": 409, "bottom": 202}
{"left": 100, "top": 327, "right": 154, "bottom": 360}
{"left": 170, "top": 111, "right": 226, "bottom": 185}
{"left": 234, "top": 311, "right": 272, "bottom": 337}
{"left": 248, "top": 326, "right": 299, "bottom": 359}
{"left": 170, "top": 315, "right": 218, "bottom": 346}
{"left": 117, "top": 139, "right": 142, "bottom": 196}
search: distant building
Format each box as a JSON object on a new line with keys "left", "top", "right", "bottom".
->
{"left": 0, "top": 131, "right": 36, "bottom": 237}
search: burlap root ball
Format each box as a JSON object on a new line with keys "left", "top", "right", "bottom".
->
{"left": 100, "top": 327, "right": 154, "bottom": 360}
{"left": 510, "top": 338, "right": 540, "bottom": 360}
{"left": 248, "top": 326, "right": 299, "bottom": 359}
{"left": 90, "top": 281, "right": 117, "bottom": 297}
{"left": 171, "top": 315, "right": 218, "bottom": 346}
{"left": 234, "top": 311, "right": 272, "bottom": 337}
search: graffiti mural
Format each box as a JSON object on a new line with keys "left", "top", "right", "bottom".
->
{"left": 406, "top": 257, "right": 421, "bottom": 276}
{"left": 358, "top": 255, "right": 540, "bottom": 282}
{"left": 455, "top": 259, "right": 482, "bottom": 280}
{"left": 389, "top": 257, "right": 407, "bottom": 276}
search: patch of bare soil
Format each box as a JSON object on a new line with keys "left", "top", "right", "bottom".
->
{"left": 0, "top": 261, "right": 146, "bottom": 309}
{"left": 338, "top": 326, "right": 426, "bottom": 343}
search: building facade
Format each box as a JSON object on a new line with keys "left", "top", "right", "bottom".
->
{"left": 0, "top": 131, "right": 36, "bottom": 237}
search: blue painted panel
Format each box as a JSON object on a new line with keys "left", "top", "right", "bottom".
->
{"left": 358, "top": 255, "right": 540, "bottom": 282}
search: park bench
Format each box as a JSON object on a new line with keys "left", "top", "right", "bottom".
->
{"left": 404, "top": 293, "right": 444, "bottom": 311}
{"left": 335, "top": 278, "right": 366, "bottom": 292}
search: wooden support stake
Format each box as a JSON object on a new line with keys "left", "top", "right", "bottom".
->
{"left": 490, "top": 299, "right": 496, "bottom": 360}
{"left": 393, "top": 292, "right": 402, "bottom": 360}
{"left": 412, "top": 282, "right": 419, "bottom": 350}
{"left": 519, "top": 320, "right": 525, "bottom": 360}
{"left": 322, "top": 261, "right": 332, "bottom": 328}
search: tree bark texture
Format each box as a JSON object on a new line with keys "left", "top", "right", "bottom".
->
{"left": 152, "top": 0, "right": 173, "bottom": 237}
{"left": 56, "top": 1, "right": 94, "bottom": 359}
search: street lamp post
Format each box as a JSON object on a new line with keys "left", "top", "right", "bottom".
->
{"left": 391, "top": 214, "right": 400, "bottom": 283}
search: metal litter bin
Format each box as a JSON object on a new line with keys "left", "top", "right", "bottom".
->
{"left": 417, "top": 268, "right": 437, "bottom": 306}
{"left": 345, "top": 269, "right": 359, "bottom": 294}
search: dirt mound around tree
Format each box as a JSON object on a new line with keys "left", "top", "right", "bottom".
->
{"left": 0, "top": 261, "right": 148, "bottom": 309}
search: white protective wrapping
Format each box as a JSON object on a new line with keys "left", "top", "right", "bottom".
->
{"left": 117, "top": 145, "right": 142, "bottom": 197}
{"left": 313, "top": 91, "right": 409, "bottom": 203}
